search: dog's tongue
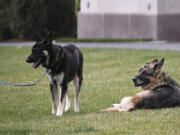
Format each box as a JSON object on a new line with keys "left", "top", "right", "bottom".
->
{"left": 32, "top": 63, "right": 36, "bottom": 69}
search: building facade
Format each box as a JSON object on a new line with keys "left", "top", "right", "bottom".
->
{"left": 78, "top": 0, "right": 180, "bottom": 41}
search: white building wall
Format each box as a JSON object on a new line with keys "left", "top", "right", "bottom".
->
{"left": 81, "top": 0, "right": 98, "bottom": 12}
{"left": 158, "top": 0, "right": 180, "bottom": 14}
{"left": 80, "top": 0, "right": 157, "bottom": 14}
{"left": 78, "top": 0, "right": 180, "bottom": 41}
{"left": 138, "top": 0, "right": 157, "bottom": 15}
{"left": 80, "top": 0, "right": 180, "bottom": 14}
{"left": 98, "top": 0, "right": 120, "bottom": 13}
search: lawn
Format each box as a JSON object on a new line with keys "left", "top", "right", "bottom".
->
{"left": 56, "top": 38, "right": 151, "bottom": 43}
{"left": 0, "top": 46, "right": 179, "bottom": 135}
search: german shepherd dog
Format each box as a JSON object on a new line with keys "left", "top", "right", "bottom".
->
{"left": 102, "top": 58, "right": 180, "bottom": 112}
{"left": 26, "top": 34, "right": 83, "bottom": 116}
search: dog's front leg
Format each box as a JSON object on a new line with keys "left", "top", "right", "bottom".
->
{"left": 56, "top": 83, "right": 67, "bottom": 116}
{"left": 50, "top": 84, "right": 58, "bottom": 115}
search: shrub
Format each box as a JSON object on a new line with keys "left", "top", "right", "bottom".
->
{"left": 0, "top": 0, "right": 76, "bottom": 40}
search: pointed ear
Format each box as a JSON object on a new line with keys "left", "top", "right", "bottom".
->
{"left": 36, "top": 31, "right": 43, "bottom": 42}
{"left": 154, "top": 58, "right": 164, "bottom": 73}
{"left": 45, "top": 32, "right": 53, "bottom": 43}
{"left": 152, "top": 59, "right": 159, "bottom": 63}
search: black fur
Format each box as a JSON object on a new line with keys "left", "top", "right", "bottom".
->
{"left": 26, "top": 34, "right": 83, "bottom": 116}
{"left": 137, "top": 85, "right": 180, "bottom": 109}
{"left": 133, "top": 58, "right": 180, "bottom": 109}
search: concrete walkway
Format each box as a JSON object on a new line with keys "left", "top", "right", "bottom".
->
{"left": 0, "top": 41, "right": 180, "bottom": 51}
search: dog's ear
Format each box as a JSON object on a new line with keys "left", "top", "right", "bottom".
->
{"left": 45, "top": 32, "right": 53, "bottom": 43}
{"left": 36, "top": 31, "right": 43, "bottom": 42}
{"left": 151, "top": 59, "right": 159, "bottom": 64}
{"left": 154, "top": 58, "right": 164, "bottom": 73}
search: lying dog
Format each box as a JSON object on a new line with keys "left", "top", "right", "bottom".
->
{"left": 26, "top": 34, "right": 83, "bottom": 116}
{"left": 102, "top": 58, "right": 180, "bottom": 112}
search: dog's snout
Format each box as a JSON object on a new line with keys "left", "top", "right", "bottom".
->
{"left": 132, "top": 77, "right": 137, "bottom": 83}
{"left": 26, "top": 56, "right": 32, "bottom": 63}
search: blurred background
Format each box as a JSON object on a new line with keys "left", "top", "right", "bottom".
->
{"left": 0, "top": 0, "right": 180, "bottom": 41}
{"left": 0, "top": 0, "right": 80, "bottom": 40}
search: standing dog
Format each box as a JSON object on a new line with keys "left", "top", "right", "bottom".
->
{"left": 102, "top": 58, "right": 180, "bottom": 112}
{"left": 26, "top": 35, "right": 83, "bottom": 116}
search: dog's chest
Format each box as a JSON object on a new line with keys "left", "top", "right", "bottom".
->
{"left": 47, "top": 71, "right": 64, "bottom": 84}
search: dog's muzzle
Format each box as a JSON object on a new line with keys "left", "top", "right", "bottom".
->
{"left": 26, "top": 55, "right": 34, "bottom": 63}
{"left": 132, "top": 77, "right": 140, "bottom": 87}
{"left": 26, "top": 55, "right": 42, "bottom": 69}
{"left": 132, "top": 75, "right": 149, "bottom": 87}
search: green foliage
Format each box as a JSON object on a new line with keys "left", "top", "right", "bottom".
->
{"left": 45, "top": 0, "right": 76, "bottom": 37}
{"left": 75, "top": 0, "right": 81, "bottom": 12}
{"left": 0, "top": 0, "right": 76, "bottom": 40}
{"left": 0, "top": 0, "right": 13, "bottom": 40}
{"left": 0, "top": 47, "right": 180, "bottom": 135}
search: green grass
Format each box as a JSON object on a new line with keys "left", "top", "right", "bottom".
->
{"left": 56, "top": 38, "right": 151, "bottom": 43}
{"left": 0, "top": 47, "right": 180, "bottom": 135}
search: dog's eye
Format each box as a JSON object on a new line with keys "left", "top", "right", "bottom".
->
{"left": 33, "top": 48, "right": 37, "bottom": 52}
{"left": 142, "top": 70, "right": 152, "bottom": 75}
{"left": 33, "top": 48, "right": 40, "bottom": 53}
{"left": 139, "top": 68, "right": 143, "bottom": 72}
{"left": 141, "top": 71, "right": 146, "bottom": 74}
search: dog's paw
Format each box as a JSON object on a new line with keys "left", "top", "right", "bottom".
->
{"left": 74, "top": 107, "right": 79, "bottom": 112}
{"left": 56, "top": 105, "right": 64, "bottom": 116}
{"left": 112, "top": 104, "right": 121, "bottom": 107}
{"left": 52, "top": 108, "right": 57, "bottom": 115}
{"left": 100, "top": 109, "right": 108, "bottom": 112}
{"left": 65, "top": 107, "right": 70, "bottom": 112}
{"left": 56, "top": 112, "right": 63, "bottom": 117}
{"left": 52, "top": 111, "right": 56, "bottom": 115}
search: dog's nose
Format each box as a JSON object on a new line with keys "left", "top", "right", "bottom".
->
{"left": 26, "top": 56, "right": 31, "bottom": 63}
{"left": 132, "top": 77, "right": 137, "bottom": 83}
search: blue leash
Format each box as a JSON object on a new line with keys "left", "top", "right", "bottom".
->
{"left": 0, "top": 71, "right": 46, "bottom": 87}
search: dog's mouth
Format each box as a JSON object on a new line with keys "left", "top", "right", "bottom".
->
{"left": 134, "top": 81, "right": 148, "bottom": 87}
{"left": 132, "top": 77, "right": 149, "bottom": 87}
{"left": 32, "top": 59, "right": 41, "bottom": 69}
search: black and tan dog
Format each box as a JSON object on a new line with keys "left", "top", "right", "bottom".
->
{"left": 26, "top": 34, "right": 83, "bottom": 116}
{"left": 102, "top": 58, "right": 180, "bottom": 112}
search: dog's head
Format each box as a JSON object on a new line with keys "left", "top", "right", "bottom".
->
{"left": 132, "top": 58, "right": 165, "bottom": 89}
{"left": 26, "top": 33, "right": 53, "bottom": 68}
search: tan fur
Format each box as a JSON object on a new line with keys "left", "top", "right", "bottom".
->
{"left": 131, "top": 95, "right": 142, "bottom": 105}
{"left": 141, "top": 72, "right": 166, "bottom": 90}
{"left": 101, "top": 106, "right": 121, "bottom": 112}
{"left": 101, "top": 91, "right": 152, "bottom": 112}
{"left": 101, "top": 71, "right": 166, "bottom": 112}
{"left": 101, "top": 58, "right": 180, "bottom": 113}
{"left": 101, "top": 96, "right": 136, "bottom": 112}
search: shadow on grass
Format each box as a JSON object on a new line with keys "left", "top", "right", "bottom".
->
{"left": 61, "top": 127, "right": 98, "bottom": 134}
{"left": 0, "top": 129, "right": 36, "bottom": 135}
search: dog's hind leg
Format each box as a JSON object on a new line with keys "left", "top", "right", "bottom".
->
{"left": 65, "top": 92, "right": 71, "bottom": 112}
{"left": 101, "top": 97, "right": 136, "bottom": 112}
{"left": 73, "top": 75, "right": 82, "bottom": 112}
{"left": 101, "top": 106, "right": 121, "bottom": 112}
{"left": 50, "top": 84, "right": 58, "bottom": 115}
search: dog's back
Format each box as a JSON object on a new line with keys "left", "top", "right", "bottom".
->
{"left": 137, "top": 82, "right": 180, "bottom": 109}
{"left": 62, "top": 44, "right": 83, "bottom": 82}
